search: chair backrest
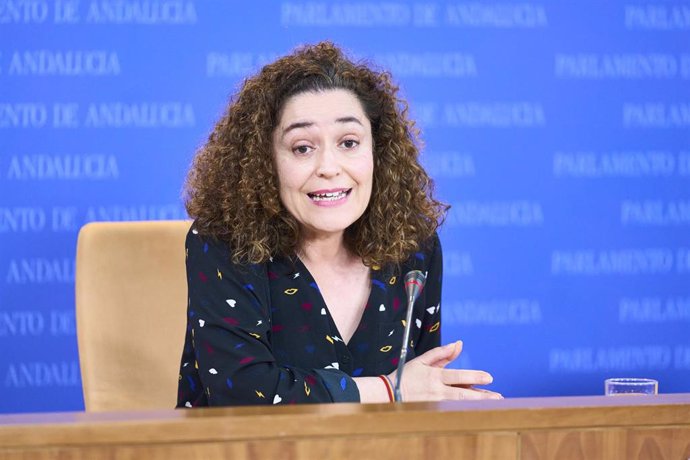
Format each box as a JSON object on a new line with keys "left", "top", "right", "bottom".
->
{"left": 76, "top": 220, "right": 191, "bottom": 411}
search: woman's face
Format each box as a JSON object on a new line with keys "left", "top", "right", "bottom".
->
{"left": 272, "top": 89, "right": 374, "bottom": 241}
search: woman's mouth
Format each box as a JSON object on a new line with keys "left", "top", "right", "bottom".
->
{"left": 307, "top": 189, "right": 351, "bottom": 202}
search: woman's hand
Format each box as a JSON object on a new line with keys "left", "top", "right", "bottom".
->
{"left": 389, "top": 341, "right": 503, "bottom": 402}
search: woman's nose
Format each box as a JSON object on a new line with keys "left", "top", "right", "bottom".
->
{"left": 315, "top": 146, "right": 341, "bottom": 178}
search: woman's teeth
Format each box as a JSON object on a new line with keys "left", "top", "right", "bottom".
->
{"left": 309, "top": 190, "right": 348, "bottom": 201}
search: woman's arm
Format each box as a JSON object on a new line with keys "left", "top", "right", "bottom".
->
{"left": 415, "top": 233, "right": 443, "bottom": 354}
{"left": 367, "top": 235, "right": 501, "bottom": 402}
{"left": 177, "top": 228, "right": 359, "bottom": 406}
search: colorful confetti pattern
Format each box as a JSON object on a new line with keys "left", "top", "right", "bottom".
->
{"left": 176, "top": 228, "right": 442, "bottom": 407}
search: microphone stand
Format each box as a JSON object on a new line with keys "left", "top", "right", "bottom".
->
{"left": 393, "top": 270, "right": 426, "bottom": 402}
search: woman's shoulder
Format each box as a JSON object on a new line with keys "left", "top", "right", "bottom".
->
{"left": 387, "top": 232, "right": 441, "bottom": 276}
{"left": 185, "top": 223, "right": 230, "bottom": 258}
{"left": 185, "top": 222, "right": 270, "bottom": 281}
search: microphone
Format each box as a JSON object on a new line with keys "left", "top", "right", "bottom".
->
{"left": 393, "top": 270, "right": 427, "bottom": 402}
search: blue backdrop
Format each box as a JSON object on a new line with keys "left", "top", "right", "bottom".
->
{"left": 1, "top": 0, "right": 688, "bottom": 414}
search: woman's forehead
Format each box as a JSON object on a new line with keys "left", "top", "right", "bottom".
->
{"left": 276, "top": 89, "right": 370, "bottom": 131}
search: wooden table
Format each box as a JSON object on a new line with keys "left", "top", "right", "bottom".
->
{"left": 0, "top": 394, "right": 688, "bottom": 459}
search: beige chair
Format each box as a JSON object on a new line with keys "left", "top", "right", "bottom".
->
{"left": 75, "top": 220, "right": 191, "bottom": 411}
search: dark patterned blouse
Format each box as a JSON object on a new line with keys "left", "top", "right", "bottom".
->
{"left": 176, "top": 226, "right": 443, "bottom": 407}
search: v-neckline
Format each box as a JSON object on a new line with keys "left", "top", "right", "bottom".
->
{"left": 293, "top": 257, "right": 378, "bottom": 347}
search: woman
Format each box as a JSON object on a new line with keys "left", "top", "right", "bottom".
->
{"left": 177, "top": 42, "right": 501, "bottom": 406}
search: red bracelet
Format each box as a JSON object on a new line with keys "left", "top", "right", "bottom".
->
{"left": 379, "top": 375, "right": 394, "bottom": 402}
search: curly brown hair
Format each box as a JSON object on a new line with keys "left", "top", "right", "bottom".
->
{"left": 185, "top": 41, "right": 448, "bottom": 267}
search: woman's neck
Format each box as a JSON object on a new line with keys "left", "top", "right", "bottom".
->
{"left": 298, "top": 232, "right": 354, "bottom": 266}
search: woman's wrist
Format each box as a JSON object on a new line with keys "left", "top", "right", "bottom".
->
{"left": 378, "top": 375, "right": 394, "bottom": 402}
{"left": 386, "top": 372, "right": 399, "bottom": 401}
{"left": 353, "top": 376, "right": 392, "bottom": 403}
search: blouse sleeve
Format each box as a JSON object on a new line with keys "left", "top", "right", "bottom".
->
{"left": 177, "top": 227, "right": 359, "bottom": 407}
{"left": 414, "top": 233, "right": 443, "bottom": 355}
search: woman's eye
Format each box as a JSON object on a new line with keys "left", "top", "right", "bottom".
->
{"left": 340, "top": 139, "right": 359, "bottom": 149}
{"left": 293, "top": 145, "right": 312, "bottom": 155}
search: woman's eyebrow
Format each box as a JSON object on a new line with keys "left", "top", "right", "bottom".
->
{"left": 336, "top": 116, "right": 363, "bottom": 126}
{"left": 282, "top": 121, "right": 313, "bottom": 137}
{"left": 281, "top": 116, "right": 363, "bottom": 138}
